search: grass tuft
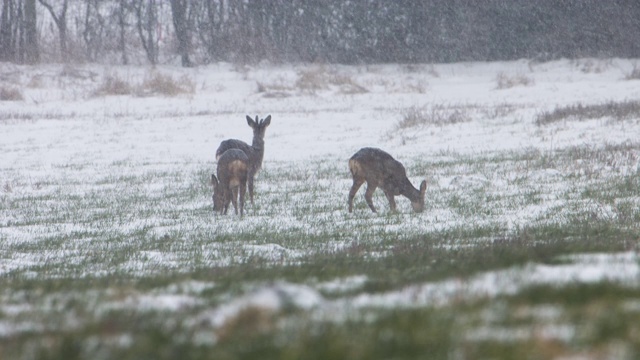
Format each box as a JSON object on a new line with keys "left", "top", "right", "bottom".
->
{"left": 624, "top": 64, "right": 640, "bottom": 80}
{"left": 295, "top": 66, "right": 367, "bottom": 94}
{"left": 138, "top": 71, "right": 195, "bottom": 96}
{"left": 0, "top": 86, "right": 24, "bottom": 101}
{"left": 536, "top": 100, "right": 640, "bottom": 126}
{"left": 496, "top": 72, "right": 534, "bottom": 89}
{"left": 93, "top": 74, "right": 133, "bottom": 96}
{"left": 92, "top": 71, "right": 195, "bottom": 97}
{"left": 395, "top": 105, "right": 471, "bottom": 129}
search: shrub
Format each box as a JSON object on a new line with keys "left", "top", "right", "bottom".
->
{"left": 495, "top": 72, "right": 534, "bottom": 89}
{"left": 93, "top": 71, "right": 195, "bottom": 97}
{"left": 625, "top": 64, "right": 640, "bottom": 80}
{"left": 575, "top": 58, "right": 612, "bottom": 74}
{"left": 93, "top": 74, "right": 133, "bottom": 96}
{"left": 295, "top": 66, "right": 367, "bottom": 94}
{"left": 396, "top": 105, "right": 470, "bottom": 129}
{"left": 0, "top": 86, "right": 23, "bottom": 101}
{"left": 257, "top": 80, "right": 293, "bottom": 98}
{"left": 138, "top": 72, "right": 195, "bottom": 96}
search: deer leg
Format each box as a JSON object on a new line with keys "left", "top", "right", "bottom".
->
{"left": 230, "top": 187, "right": 239, "bottom": 215}
{"left": 239, "top": 182, "right": 247, "bottom": 217}
{"left": 348, "top": 177, "right": 365, "bottom": 212}
{"left": 364, "top": 182, "right": 378, "bottom": 213}
{"left": 248, "top": 176, "right": 255, "bottom": 205}
{"left": 383, "top": 190, "right": 397, "bottom": 212}
{"left": 222, "top": 190, "right": 230, "bottom": 215}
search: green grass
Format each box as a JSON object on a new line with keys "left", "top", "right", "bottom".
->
{"left": 7, "top": 281, "right": 640, "bottom": 359}
{"left": 1, "top": 142, "right": 639, "bottom": 359}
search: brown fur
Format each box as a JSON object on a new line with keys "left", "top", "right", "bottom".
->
{"left": 215, "top": 115, "right": 271, "bottom": 205}
{"left": 348, "top": 147, "right": 427, "bottom": 213}
{"left": 212, "top": 149, "right": 249, "bottom": 216}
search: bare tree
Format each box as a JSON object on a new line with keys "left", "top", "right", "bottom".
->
{"left": 0, "top": 0, "right": 17, "bottom": 62}
{"left": 195, "top": 0, "right": 225, "bottom": 62}
{"left": 132, "top": 0, "right": 159, "bottom": 65}
{"left": 117, "top": 0, "right": 129, "bottom": 64}
{"left": 170, "top": 0, "right": 191, "bottom": 66}
{"left": 23, "top": 0, "right": 37, "bottom": 63}
{"left": 2, "top": 0, "right": 640, "bottom": 66}
{"left": 82, "top": 0, "right": 105, "bottom": 62}
{"left": 38, "top": 0, "right": 68, "bottom": 61}
{"left": 0, "top": 0, "right": 38, "bottom": 63}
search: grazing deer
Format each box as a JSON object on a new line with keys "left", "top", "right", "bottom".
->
{"left": 211, "top": 149, "right": 249, "bottom": 216}
{"left": 348, "top": 147, "right": 427, "bottom": 213}
{"left": 216, "top": 115, "right": 271, "bottom": 205}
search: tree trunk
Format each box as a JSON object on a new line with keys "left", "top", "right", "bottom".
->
{"left": 133, "top": 0, "right": 158, "bottom": 65}
{"left": 0, "top": 0, "right": 13, "bottom": 61}
{"left": 170, "top": 0, "right": 191, "bottom": 67}
{"left": 118, "top": 0, "right": 128, "bottom": 65}
{"left": 23, "top": 0, "right": 38, "bottom": 63}
{"left": 38, "top": 0, "right": 68, "bottom": 62}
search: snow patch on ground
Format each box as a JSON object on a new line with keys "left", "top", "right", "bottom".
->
{"left": 336, "top": 252, "right": 639, "bottom": 312}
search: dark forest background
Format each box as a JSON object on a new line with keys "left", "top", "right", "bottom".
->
{"left": 2, "top": 0, "right": 640, "bottom": 66}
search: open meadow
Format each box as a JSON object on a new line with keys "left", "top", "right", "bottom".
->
{"left": 1, "top": 58, "right": 640, "bottom": 359}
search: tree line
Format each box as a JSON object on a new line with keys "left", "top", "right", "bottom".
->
{"left": 2, "top": 0, "right": 639, "bottom": 66}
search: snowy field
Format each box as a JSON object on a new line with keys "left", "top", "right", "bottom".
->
{"left": 1, "top": 58, "right": 640, "bottom": 358}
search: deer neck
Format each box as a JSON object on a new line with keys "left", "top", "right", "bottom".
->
{"left": 251, "top": 137, "right": 265, "bottom": 160}
{"left": 399, "top": 180, "right": 420, "bottom": 202}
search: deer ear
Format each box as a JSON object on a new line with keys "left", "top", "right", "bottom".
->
{"left": 246, "top": 115, "right": 256, "bottom": 127}
{"left": 420, "top": 180, "right": 427, "bottom": 195}
{"left": 211, "top": 174, "right": 218, "bottom": 187}
{"left": 263, "top": 115, "right": 271, "bottom": 126}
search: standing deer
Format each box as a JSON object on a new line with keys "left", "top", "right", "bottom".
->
{"left": 348, "top": 147, "right": 427, "bottom": 213}
{"left": 211, "top": 149, "right": 249, "bottom": 216}
{"left": 216, "top": 115, "right": 271, "bottom": 205}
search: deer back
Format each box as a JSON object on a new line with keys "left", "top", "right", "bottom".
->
{"left": 216, "top": 139, "right": 253, "bottom": 162}
{"left": 350, "top": 147, "right": 426, "bottom": 211}
{"left": 349, "top": 147, "right": 409, "bottom": 189}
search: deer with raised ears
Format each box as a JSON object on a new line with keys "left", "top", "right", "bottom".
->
{"left": 215, "top": 115, "right": 271, "bottom": 205}
{"left": 211, "top": 149, "right": 249, "bottom": 216}
{"left": 348, "top": 147, "right": 427, "bottom": 213}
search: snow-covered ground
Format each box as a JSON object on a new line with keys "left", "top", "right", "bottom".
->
{"left": 1, "top": 58, "right": 639, "bottom": 346}
{"left": 2, "top": 59, "right": 639, "bottom": 166}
